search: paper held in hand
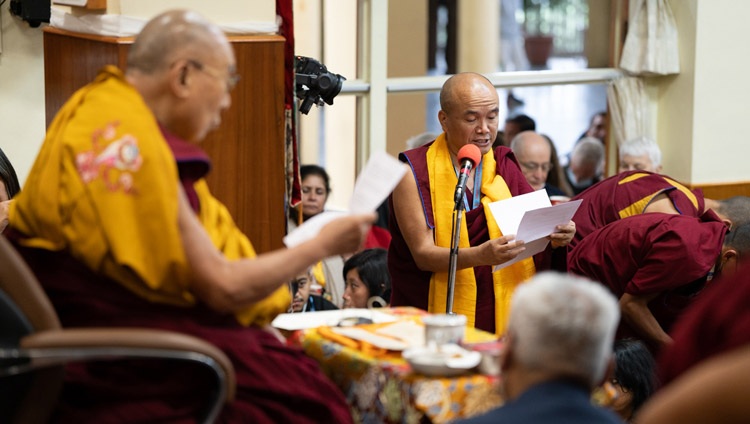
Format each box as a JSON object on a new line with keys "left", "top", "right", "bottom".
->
{"left": 487, "top": 189, "right": 582, "bottom": 271}
{"left": 283, "top": 151, "right": 407, "bottom": 248}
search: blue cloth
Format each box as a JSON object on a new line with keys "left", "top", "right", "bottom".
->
{"left": 459, "top": 380, "right": 623, "bottom": 424}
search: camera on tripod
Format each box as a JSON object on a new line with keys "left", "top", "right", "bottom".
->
{"left": 295, "top": 56, "right": 346, "bottom": 115}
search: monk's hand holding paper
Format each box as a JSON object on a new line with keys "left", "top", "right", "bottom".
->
{"left": 318, "top": 212, "right": 377, "bottom": 256}
{"left": 549, "top": 220, "right": 576, "bottom": 249}
{"left": 482, "top": 234, "right": 526, "bottom": 265}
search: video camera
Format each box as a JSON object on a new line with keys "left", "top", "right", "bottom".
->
{"left": 295, "top": 56, "right": 346, "bottom": 115}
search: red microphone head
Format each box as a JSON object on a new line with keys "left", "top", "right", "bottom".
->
{"left": 457, "top": 144, "right": 482, "bottom": 166}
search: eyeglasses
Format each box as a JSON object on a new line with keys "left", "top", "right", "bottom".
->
{"left": 186, "top": 59, "right": 241, "bottom": 92}
{"left": 519, "top": 161, "right": 553, "bottom": 173}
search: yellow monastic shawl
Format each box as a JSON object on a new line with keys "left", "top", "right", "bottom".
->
{"left": 427, "top": 135, "right": 535, "bottom": 333}
{"left": 10, "top": 66, "right": 287, "bottom": 327}
{"left": 616, "top": 172, "right": 700, "bottom": 219}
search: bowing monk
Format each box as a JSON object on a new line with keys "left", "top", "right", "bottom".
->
{"left": 568, "top": 213, "right": 749, "bottom": 353}
{"left": 387, "top": 72, "right": 575, "bottom": 334}
{"left": 8, "top": 9, "right": 374, "bottom": 422}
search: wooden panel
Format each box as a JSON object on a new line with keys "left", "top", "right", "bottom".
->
{"left": 690, "top": 181, "right": 750, "bottom": 199}
{"left": 201, "top": 36, "right": 287, "bottom": 253}
{"left": 43, "top": 29, "right": 287, "bottom": 254}
{"left": 43, "top": 27, "right": 132, "bottom": 127}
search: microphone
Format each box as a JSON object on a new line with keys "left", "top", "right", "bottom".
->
{"left": 453, "top": 144, "right": 482, "bottom": 207}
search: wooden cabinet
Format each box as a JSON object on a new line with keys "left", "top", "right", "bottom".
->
{"left": 43, "top": 27, "right": 287, "bottom": 253}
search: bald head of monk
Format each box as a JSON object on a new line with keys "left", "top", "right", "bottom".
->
{"left": 126, "top": 10, "right": 237, "bottom": 143}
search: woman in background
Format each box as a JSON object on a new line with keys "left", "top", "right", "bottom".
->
{"left": 609, "top": 338, "right": 658, "bottom": 422}
{"left": 342, "top": 248, "right": 391, "bottom": 309}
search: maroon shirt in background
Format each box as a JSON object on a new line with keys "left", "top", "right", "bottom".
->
{"left": 568, "top": 213, "right": 726, "bottom": 350}
{"left": 387, "top": 143, "right": 533, "bottom": 333}
{"left": 658, "top": 259, "right": 750, "bottom": 387}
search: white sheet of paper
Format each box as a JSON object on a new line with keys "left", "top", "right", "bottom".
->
{"left": 489, "top": 192, "right": 582, "bottom": 271}
{"left": 283, "top": 152, "right": 406, "bottom": 247}
{"left": 488, "top": 189, "right": 551, "bottom": 236}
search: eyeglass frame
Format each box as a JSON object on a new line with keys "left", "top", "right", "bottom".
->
{"left": 186, "top": 59, "right": 241, "bottom": 92}
{"left": 519, "top": 161, "right": 554, "bottom": 173}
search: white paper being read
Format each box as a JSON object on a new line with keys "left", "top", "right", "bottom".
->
{"left": 283, "top": 151, "right": 407, "bottom": 248}
{"left": 487, "top": 190, "right": 582, "bottom": 271}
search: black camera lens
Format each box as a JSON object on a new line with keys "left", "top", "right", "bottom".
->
{"left": 295, "top": 56, "right": 346, "bottom": 114}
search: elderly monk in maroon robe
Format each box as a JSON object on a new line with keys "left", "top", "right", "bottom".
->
{"left": 568, "top": 213, "right": 738, "bottom": 353}
{"left": 388, "top": 72, "right": 575, "bottom": 334}
{"left": 8, "top": 10, "right": 374, "bottom": 423}
{"left": 656, "top": 227, "right": 750, "bottom": 386}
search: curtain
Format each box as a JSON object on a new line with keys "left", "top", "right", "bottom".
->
{"left": 619, "top": 0, "right": 680, "bottom": 76}
{"left": 607, "top": 77, "right": 649, "bottom": 147}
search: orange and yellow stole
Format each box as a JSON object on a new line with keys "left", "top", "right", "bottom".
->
{"left": 426, "top": 135, "right": 535, "bottom": 334}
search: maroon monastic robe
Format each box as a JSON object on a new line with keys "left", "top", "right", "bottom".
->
{"left": 569, "top": 170, "right": 705, "bottom": 251}
{"left": 568, "top": 213, "right": 726, "bottom": 349}
{"left": 6, "top": 134, "right": 353, "bottom": 424}
{"left": 658, "top": 259, "right": 750, "bottom": 386}
{"left": 387, "top": 143, "right": 533, "bottom": 333}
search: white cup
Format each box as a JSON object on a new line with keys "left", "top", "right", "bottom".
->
{"left": 422, "top": 313, "right": 467, "bottom": 347}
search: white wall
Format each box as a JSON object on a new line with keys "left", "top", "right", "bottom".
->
{"left": 658, "top": 0, "right": 750, "bottom": 185}
{"left": 0, "top": 4, "right": 46, "bottom": 186}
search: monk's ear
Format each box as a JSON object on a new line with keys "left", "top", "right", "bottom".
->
{"left": 721, "top": 248, "right": 738, "bottom": 273}
{"left": 722, "top": 219, "right": 733, "bottom": 231}
{"left": 438, "top": 110, "right": 448, "bottom": 132}
{"left": 168, "top": 62, "right": 192, "bottom": 98}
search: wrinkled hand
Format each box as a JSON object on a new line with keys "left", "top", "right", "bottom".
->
{"left": 549, "top": 220, "right": 576, "bottom": 249}
{"left": 0, "top": 200, "right": 11, "bottom": 233}
{"left": 318, "top": 212, "right": 377, "bottom": 257}
{"left": 482, "top": 234, "right": 526, "bottom": 266}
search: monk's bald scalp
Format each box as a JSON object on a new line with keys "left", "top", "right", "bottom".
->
{"left": 439, "top": 72, "right": 495, "bottom": 114}
{"left": 127, "top": 9, "right": 226, "bottom": 73}
{"left": 715, "top": 196, "right": 750, "bottom": 229}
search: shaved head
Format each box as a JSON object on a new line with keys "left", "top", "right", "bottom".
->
{"left": 127, "top": 9, "right": 230, "bottom": 74}
{"left": 439, "top": 72, "right": 497, "bottom": 115}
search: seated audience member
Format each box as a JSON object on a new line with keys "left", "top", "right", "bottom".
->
{"left": 0, "top": 147, "right": 21, "bottom": 233}
{"left": 638, "top": 344, "right": 750, "bottom": 424}
{"left": 500, "top": 113, "right": 536, "bottom": 147}
{"left": 563, "top": 137, "right": 604, "bottom": 195}
{"left": 342, "top": 248, "right": 391, "bottom": 308}
{"left": 461, "top": 272, "right": 621, "bottom": 424}
{"left": 290, "top": 164, "right": 347, "bottom": 307}
{"left": 509, "top": 131, "right": 568, "bottom": 198}
{"left": 607, "top": 339, "right": 658, "bottom": 422}
{"left": 289, "top": 268, "right": 338, "bottom": 312}
{"left": 7, "top": 10, "right": 376, "bottom": 422}
{"left": 542, "top": 134, "right": 573, "bottom": 197}
{"left": 618, "top": 136, "right": 662, "bottom": 173}
{"left": 568, "top": 214, "right": 750, "bottom": 353}
{"left": 657, "top": 241, "right": 750, "bottom": 387}
{"left": 580, "top": 111, "right": 607, "bottom": 143}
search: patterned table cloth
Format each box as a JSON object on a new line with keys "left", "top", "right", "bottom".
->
{"left": 289, "top": 308, "right": 504, "bottom": 423}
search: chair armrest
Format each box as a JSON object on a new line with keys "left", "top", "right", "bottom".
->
{"left": 19, "top": 327, "right": 236, "bottom": 401}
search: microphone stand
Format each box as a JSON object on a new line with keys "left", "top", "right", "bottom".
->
{"left": 446, "top": 189, "right": 466, "bottom": 315}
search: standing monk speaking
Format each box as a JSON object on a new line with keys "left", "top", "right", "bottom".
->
{"left": 388, "top": 73, "right": 575, "bottom": 334}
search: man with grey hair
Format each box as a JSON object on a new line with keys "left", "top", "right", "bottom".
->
{"left": 564, "top": 137, "right": 605, "bottom": 195}
{"left": 618, "top": 136, "right": 662, "bottom": 173}
{"left": 461, "top": 272, "right": 622, "bottom": 423}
